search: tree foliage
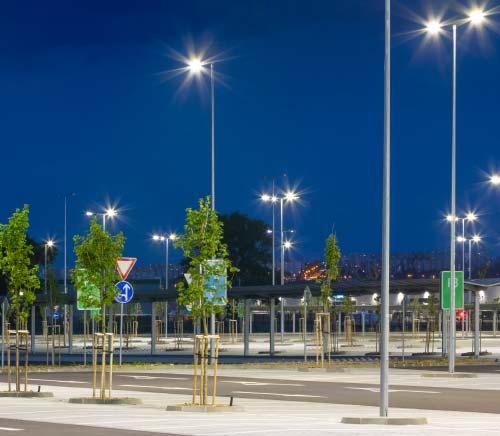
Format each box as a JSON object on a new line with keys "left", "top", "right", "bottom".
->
{"left": 72, "top": 217, "right": 125, "bottom": 330}
{"left": 0, "top": 205, "right": 40, "bottom": 326}
{"left": 320, "top": 233, "right": 341, "bottom": 309}
{"left": 220, "top": 212, "right": 271, "bottom": 286}
{"left": 175, "top": 197, "right": 238, "bottom": 335}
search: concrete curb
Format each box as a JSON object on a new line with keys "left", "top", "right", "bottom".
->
{"left": 0, "top": 391, "right": 54, "bottom": 398}
{"left": 421, "top": 373, "right": 477, "bottom": 378}
{"left": 341, "top": 417, "right": 428, "bottom": 425}
{"left": 68, "top": 397, "right": 142, "bottom": 405}
{"left": 166, "top": 404, "right": 244, "bottom": 413}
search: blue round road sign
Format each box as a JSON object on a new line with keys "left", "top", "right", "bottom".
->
{"left": 115, "top": 281, "right": 134, "bottom": 304}
{"left": 53, "top": 312, "right": 60, "bottom": 320}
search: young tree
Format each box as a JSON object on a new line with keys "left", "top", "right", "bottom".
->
{"left": 175, "top": 197, "right": 238, "bottom": 336}
{"left": 0, "top": 205, "right": 40, "bottom": 329}
{"left": 319, "top": 233, "right": 341, "bottom": 310}
{"left": 71, "top": 217, "right": 125, "bottom": 332}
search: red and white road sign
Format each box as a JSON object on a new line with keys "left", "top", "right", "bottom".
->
{"left": 115, "top": 257, "right": 137, "bottom": 281}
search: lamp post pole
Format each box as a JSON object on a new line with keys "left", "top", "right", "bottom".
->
{"left": 380, "top": 0, "right": 391, "bottom": 418}
{"left": 280, "top": 198, "right": 285, "bottom": 343}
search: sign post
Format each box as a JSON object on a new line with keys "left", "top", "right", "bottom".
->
{"left": 441, "top": 271, "right": 464, "bottom": 310}
{"left": 115, "top": 280, "right": 134, "bottom": 365}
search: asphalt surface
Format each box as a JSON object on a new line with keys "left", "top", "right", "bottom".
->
{"left": 3, "top": 370, "right": 500, "bottom": 414}
{"left": 406, "top": 364, "right": 500, "bottom": 374}
{"left": 0, "top": 417, "right": 180, "bottom": 435}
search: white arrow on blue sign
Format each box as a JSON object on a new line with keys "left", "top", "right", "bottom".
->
{"left": 115, "top": 281, "right": 134, "bottom": 304}
{"left": 53, "top": 312, "right": 60, "bottom": 320}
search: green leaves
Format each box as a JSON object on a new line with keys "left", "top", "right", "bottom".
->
{"left": 0, "top": 205, "right": 40, "bottom": 324}
{"left": 321, "top": 233, "right": 342, "bottom": 310}
{"left": 175, "top": 197, "right": 238, "bottom": 334}
{"left": 72, "top": 217, "right": 125, "bottom": 326}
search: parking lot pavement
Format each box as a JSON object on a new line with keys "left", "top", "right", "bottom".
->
{"left": 2, "top": 384, "right": 500, "bottom": 435}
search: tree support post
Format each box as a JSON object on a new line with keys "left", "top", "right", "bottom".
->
{"left": 244, "top": 299, "right": 250, "bottom": 357}
{"left": 474, "top": 291, "right": 480, "bottom": 358}
{"left": 270, "top": 298, "right": 275, "bottom": 356}
{"left": 151, "top": 303, "right": 156, "bottom": 355}
{"left": 30, "top": 306, "right": 35, "bottom": 353}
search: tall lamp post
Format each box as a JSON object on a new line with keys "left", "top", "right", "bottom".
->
{"left": 153, "top": 233, "right": 177, "bottom": 339}
{"left": 261, "top": 191, "right": 299, "bottom": 346}
{"left": 425, "top": 7, "right": 486, "bottom": 375}
{"left": 468, "top": 235, "right": 482, "bottom": 279}
{"left": 60, "top": 192, "right": 75, "bottom": 349}
{"left": 85, "top": 207, "right": 118, "bottom": 332}
{"left": 44, "top": 240, "right": 55, "bottom": 295}
{"left": 185, "top": 58, "right": 216, "bottom": 211}
{"left": 184, "top": 57, "right": 220, "bottom": 360}
{"left": 380, "top": 0, "right": 391, "bottom": 417}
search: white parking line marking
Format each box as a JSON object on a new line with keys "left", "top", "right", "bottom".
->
{"left": 0, "top": 427, "right": 23, "bottom": 431}
{"left": 221, "top": 381, "right": 304, "bottom": 387}
{"left": 231, "top": 391, "right": 326, "bottom": 398}
{"left": 29, "top": 378, "right": 88, "bottom": 384}
{"left": 119, "top": 375, "right": 188, "bottom": 380}
{"left": 119, "top": 384, "right": 191, "bottom": 391}
{"left": 346, "top": 387, "right": 440, "bottom": 394}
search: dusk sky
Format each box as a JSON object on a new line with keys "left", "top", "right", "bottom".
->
{"left": 1, "top": 0, "right": 500, "bottom": 268}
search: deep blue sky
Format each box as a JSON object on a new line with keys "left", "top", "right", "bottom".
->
{"left": 1, "top": 0, "right": 499, "bottom": 268}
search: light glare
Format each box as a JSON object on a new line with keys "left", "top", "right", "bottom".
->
{"left": 469, "top": 9, "right": 485, "bottom": 24}
{"left": 426, "top": 20, "right": 442, "bottom": 34}
{"left": 188, "top": 58, "right": 203, "bottom": 74}
{"left": 490, "top": 174, "right": 500, "bottom": 186}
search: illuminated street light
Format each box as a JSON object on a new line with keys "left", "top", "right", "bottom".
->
{"left": 468, "top": 234, "right": 482, "bottom": 279}
{"left": 183, "top": 56, "right": 216, "bottom": 212}
{"left": 469, "top": 9, "right": 485, "bottom": 24}
{"left": 152, "top": 232, "right": 178, "bottom": 340}
{"left": 424, "top": 10, "right": 487, "bottom": 375}
{"left": 44, "top": 240, "right": 55, "bottom": 295}
{"left": 284, "top": 241, "right": 293, "bottom": 249}
{"left": 490, "top": 174, "right": 500, "bottom": 186}
{"left": 86, "top": 207, "right": 118, "bottom": 231}
{"left": 426, "top": 20, "right": 442, "bottom": 34}
{"left": 187, "top": 58, "right": 203, "bottom": 74}
{"left": 260, "top": 189, "right": 301, "bottom": 349}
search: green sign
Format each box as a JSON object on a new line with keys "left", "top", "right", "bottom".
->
{"left": 76, "top": 270, "right": 101, "bottom": 311}
{"left": 441, "top": 271, "right": 464, "bottom": 310}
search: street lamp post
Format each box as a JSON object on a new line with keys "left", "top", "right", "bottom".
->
{"left": 261, "top": 191, "right": 299, "bottom": 348}
{"left": 153, "top": 233, "right": 177, "bottom": 339}
{"left": 426, "top": 8, "right": 485, "bottom": 375}
{"left": 44, "top": 240, "right": 55, "bottom": 295}
{"left": 380, "top": 0, "right": 391, "bottom": 417}
{"left": 61, "top": 192, "right": 75, "bottom": 350}
{"left": 85, "top": 207, "right": 118, "bottom": 335}
{"left": 468, "top": 235, "right": 482, "bottom": 280}
{"left": 186, "top": 57, "right": 219, "bottom": 361}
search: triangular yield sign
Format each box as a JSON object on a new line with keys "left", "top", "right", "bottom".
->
{"left": 115, "top": 257, "right": 137, "bottom": 281}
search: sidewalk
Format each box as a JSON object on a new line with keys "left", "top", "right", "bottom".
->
{"left": 1, "top": 382, "right": 500, "bottom": 435}
{"left": 3, "top": 365, "right": 500, "bottom": 435}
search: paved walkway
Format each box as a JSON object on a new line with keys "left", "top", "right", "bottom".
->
{"left": 2, "top": 366, "right": 500, "bottom": 435}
